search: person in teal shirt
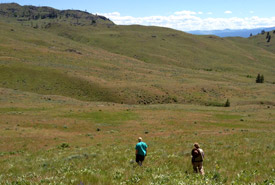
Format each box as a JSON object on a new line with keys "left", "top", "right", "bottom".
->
{"left": 135, "top": 137, "right": 148, "bottom": 166}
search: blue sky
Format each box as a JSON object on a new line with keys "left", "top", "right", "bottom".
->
{"left": 1, "top": 0, "right": 275, "bottom": 31}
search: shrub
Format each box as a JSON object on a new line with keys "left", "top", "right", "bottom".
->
{"left": 59, "top": 143, "right": 69, "bottom": 149}
{"left": 267, "top": 35, "right": 271, "bottom": 42}
{"left": 266, "top": 32, "right": 270, "bottom": 39}
{"left": 260, "top": 74, "right": 264, "bottom": 83}
{"left": 224, "top": 99, "right": 230, "bottom": 107}
{"left": 256, "top": 74, "right": 264, "bottom": 83}
{"left": 205, "top": 101, "right": 225, "bottom": 107}
{"left": 256, "top": 74, "right": 261, "bottom": 83}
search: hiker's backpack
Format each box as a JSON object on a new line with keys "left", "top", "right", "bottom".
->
{"left": 192, "top": 148, "right": 203, "bottom": 162}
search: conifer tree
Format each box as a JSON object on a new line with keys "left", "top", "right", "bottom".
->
{"left": 256, "top": 74, "right": 261, "bottom": 83}
{"left": 256, "top": 74, "right": 264, "bottom": 83}
{"left": 260, "top": 75, "right": 264, "bottom": 83}
{"left": 225, "top": 99, "right": 230, "bottom": 107}
{"left": 267, "top": 35, "right": 271, "bottom": 42}
{"left": 266, "top": 32, "right": 270, "bottom": 39}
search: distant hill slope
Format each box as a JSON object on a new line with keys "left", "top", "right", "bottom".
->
{"left": 0, "top": 3, "right": 274, "bottom": 105}
{"left": 189, "top": 27, "right": 275, "bottom": 38}
{"left": 45, "top": 23, "right": 275, "bottom": 77}
{"left": 0, "top": 3, "right": 114, "bottom": 26}
{"left": 249, "top": 30, "right": 275, "bottom": 54}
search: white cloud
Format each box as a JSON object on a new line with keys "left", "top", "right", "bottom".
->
{"left": 100, "top": 11, "right": 275, "bottom": 31}
{"left": 198, "top": 12, "right": 203, "bottom": 15}
{"left": 224, "top": 11, "right": 232, "bottom": 14}
{"left": 174, "top": 10, "right": 197, "bottom": 15}
{"left": 207, "top": 12, "right": 213, "bottom": 15}
{"left": 100, "top": 12, "right": 121, "bottom": 17}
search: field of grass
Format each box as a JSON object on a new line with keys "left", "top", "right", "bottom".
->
{"left": 0, "top": 3, "right": 275, "bottom": 184}
{"left": 0, "top": 88, "right": 274, "bottom": 184}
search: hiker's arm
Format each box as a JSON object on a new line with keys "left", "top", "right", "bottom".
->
{"left": 145, "top": 148, "right": 148, "bottom": 156}
{"left": 136, "top": 149, "right": 138, "bottom": 155}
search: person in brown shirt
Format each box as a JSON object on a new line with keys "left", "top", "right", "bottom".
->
{"left": 191, "top": 143, "right": 205, "bottom": 175}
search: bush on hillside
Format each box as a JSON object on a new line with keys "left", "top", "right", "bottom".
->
{"left": 260, "top": 75, "right": 264, "bottom": 83}
{"left": 266, "top": 32, "right": 270, "bottom": 39}
{"left": 59, "top": 143, "right": 69, "bottom": 149}
{"left": 267, "top": 35, "right": 271, "bottom": 42}
{"left": 256, "top": 74, "right": 264, "bottom": 83}
{"left": 224, "top": 99, "right": 230, "bottom": 107}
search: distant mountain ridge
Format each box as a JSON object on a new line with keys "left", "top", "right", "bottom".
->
{"left": 188, "top": 27, "right": 275, "bottom": 38}
{"left": 0, "top": 3, "right": 114, "bottom": 26}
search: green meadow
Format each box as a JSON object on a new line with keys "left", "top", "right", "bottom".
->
{"left": 0, "top": 89, "right": 274, "bottom": 184}
{"left": 0, "top": 3, "right": 274, "bottom": 184}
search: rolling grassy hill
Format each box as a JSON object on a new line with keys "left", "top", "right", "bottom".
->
{"left": 0, "top": 3, "right": 274, "bottom": 184}
{"left": 0, "top": 2, "right": 114, "bottom": 26}
{"left": 1, "top": 3, "right": 274, "bottom": 106}
{"left": 1, "top": 3, "right": 275, "bottom": 106}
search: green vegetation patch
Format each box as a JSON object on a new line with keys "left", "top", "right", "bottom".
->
{"left": 202, "top": 121, "right": 246, "bottom": 128}
{"left": 215, "top": 114, "right": 243, "bottom": 120}
{"left": 22, "top": 39, "right": 52, "bottom": 47}
{"left": 65, "top": 110, "right": 138, "bottom": 125}
{"left": 0, "top": 107, "right": 45, "bottom": 113}
{"left": 0, "top": 65, "right": 119, "bottom": 102}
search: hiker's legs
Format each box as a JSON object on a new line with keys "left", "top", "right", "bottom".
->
{"left": 136, "top": 155, "right": 139, "bottom": 163}
{"left": 136, "top": 155, "right": 145, "bottom": 166}
{"left": 192, "top": 162, "right": 198, "bottom": 173}
{"left": 198, "top": 162, "right": 205, "bottom": 175}
{"left": 139, "top": 155, "right": 145, "bottom": 166}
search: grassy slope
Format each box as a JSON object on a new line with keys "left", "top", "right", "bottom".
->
{"left": 49, "top": 23, "right": 275, "bottom": 74}
{"left": 249, "top": 31, "right": 275, "bottom": 54}
{"left": 1, "top": 18, "right": 275, "bottom": 106}
{"left": 0, "top": 3, "right": 114, "bottom": 26}
{"left": 0, "top": 65, "right": 120, "bottom": 102}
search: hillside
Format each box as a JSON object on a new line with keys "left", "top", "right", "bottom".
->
{"left": 0, "top": 3, "right": 114, "bottom": 26}
{"left": 0, "top": 3, "right": 275, "bottom": 184}
{"left": 0, "top": 3, "right": 275, "bottom": 106}
{"left": 249, "top": 30, "right": 275, "bottom": 54}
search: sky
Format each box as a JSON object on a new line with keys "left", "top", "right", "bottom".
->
{"left": 1, "top": 0, "right": 275, "bottom": 31}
